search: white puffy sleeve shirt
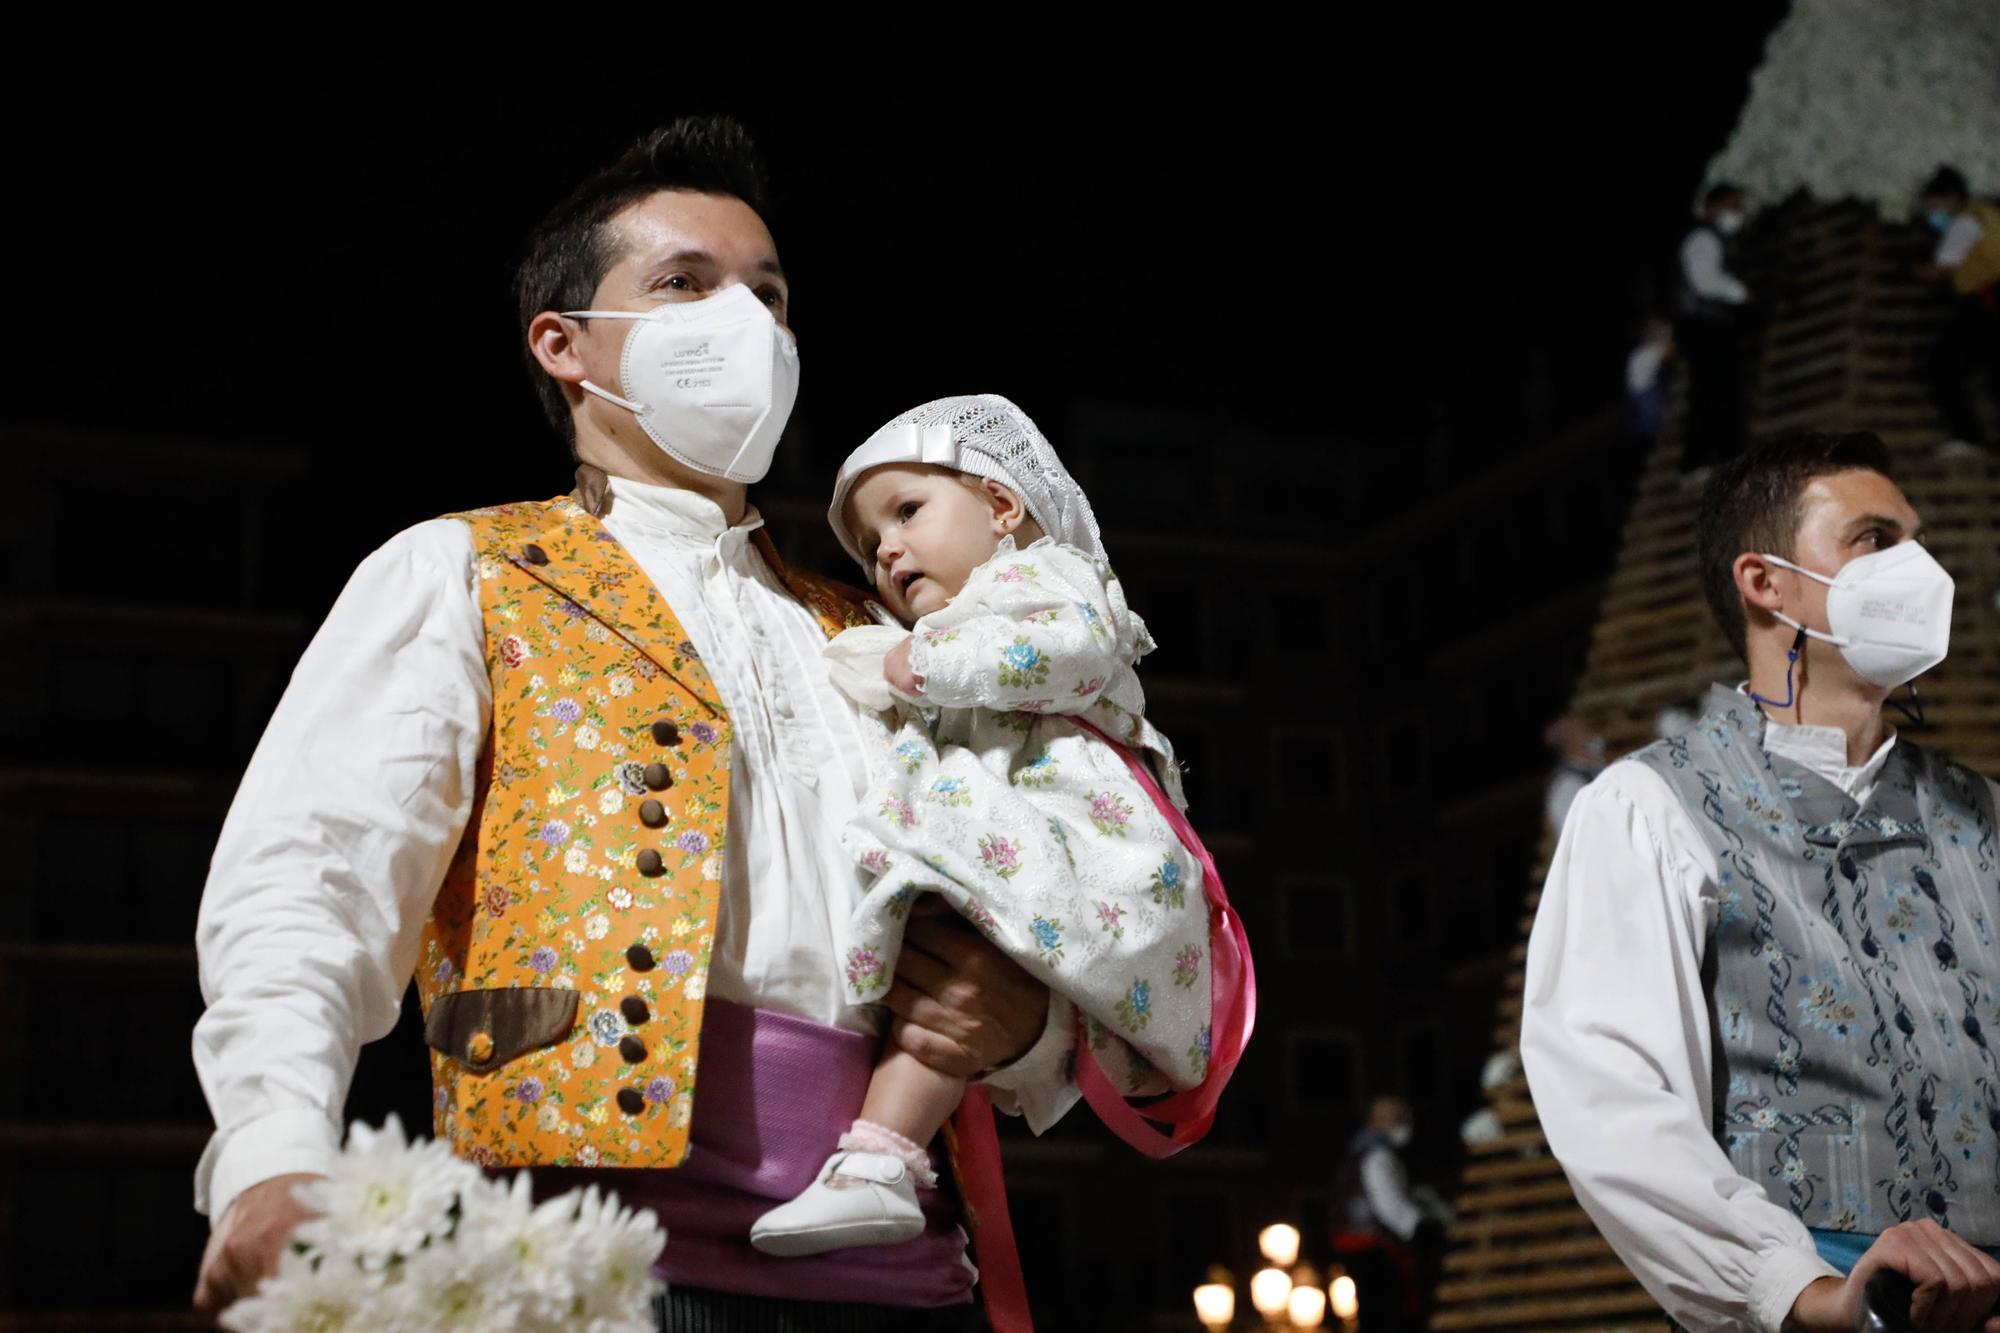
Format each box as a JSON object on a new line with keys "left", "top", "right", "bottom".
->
{"left": 192, "top": 478, "right": 1067, "bottom": 1221}
{"left": 1520, "top": 715, "right": 2000, "bottom": 1333}
{"left": 1681, "top": 229, "right": 1750, "bottom": 306}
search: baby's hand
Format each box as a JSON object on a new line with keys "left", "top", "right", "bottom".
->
{"left": 885, "top": 635, "right": 924, "bottom": 698}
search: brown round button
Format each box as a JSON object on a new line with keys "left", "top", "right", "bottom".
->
{"left": 522, "top": 543, "right": 549, "bottom": 565}
{"left": 636, "top": 849, "right": 665, "bottom": 877}
{"left": 619, "top": 1035, "right": 647, "bottom": 1064}
{"left": 616, "top": 1088, "right": 646, "bottom": 1115}
{"left": 639, "top": 799, "right": 667, "bottom": 828}
{"left": 621, "top": 996, "right": 651, "bottom": 1025}
{"left": 626, "top": 944, "right": 655, "bottom": 971}
{"left": 643, "top": 763, "right": 673, "bottom": 791}
{"left": 651, "top": 719, "right": 682, "bottom": 747}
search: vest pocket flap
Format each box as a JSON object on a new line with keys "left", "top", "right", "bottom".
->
{"left": 426, "top": 987, "right": 580, "bottom": 1074}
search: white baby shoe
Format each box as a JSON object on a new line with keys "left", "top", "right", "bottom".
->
{"left": 750, "top": 1150, "right": 926, "bottom": 1256}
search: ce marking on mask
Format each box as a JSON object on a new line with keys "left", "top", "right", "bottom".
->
{"left": 665, "top": 344, "right": 729, "bottom": 393}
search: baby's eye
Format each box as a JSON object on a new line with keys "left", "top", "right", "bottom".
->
{"left": 898, "top": 501, "right": 921, "bottom": 521}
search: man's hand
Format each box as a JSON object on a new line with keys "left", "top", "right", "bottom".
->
{"left": 192, "top": 1172, "right": 325, "bottom": 1318}
{"left": 886, "top": 901, "right": 1047, "bottom": 1078}
{"left": 884, "top": 635, "right": 923, "bottom": 698}
{"left": 1787, "top": 1220, "right": 2000, "bottom": 1333}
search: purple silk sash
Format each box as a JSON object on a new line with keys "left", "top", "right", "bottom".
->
{"left": 528, "top": 998, "right": 975, "bottom": 1307}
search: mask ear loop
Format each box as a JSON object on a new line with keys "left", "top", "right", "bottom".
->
{"left": 1889, "top": 681, "right": 1927, "bottom": 729}
{"left": 1750, "top": 627, "right": 1808, "bottom": 711}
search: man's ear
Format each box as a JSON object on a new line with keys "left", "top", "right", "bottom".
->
{"left": 1735, "top": 552, "right": 1787, "bottom": 620}
{"left": 981, "top": 478, "right": 1029, "bottom": 533}
{"left": 528, "top": 311, "right": 587, "bottom": 385}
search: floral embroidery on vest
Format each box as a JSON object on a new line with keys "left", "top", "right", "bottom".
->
{"left": 415, "top": 497, "right": 871, "bottom": 1172}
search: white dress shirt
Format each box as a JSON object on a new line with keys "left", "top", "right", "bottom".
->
{"left": 192, "top": 477, "right": 1067, "bottom": 1221}
{"left": 1360, "top": 1145, "right": 1424, "bottom": 1241}
{"left": 1682, "top": 229, "right": 1750, "bottom": 306}
{"left": 1523, "top": 697, "right": 2000, "bottom": 1332}
{"left": 1937, "top": 213, "right": 1985, "bottom": 269}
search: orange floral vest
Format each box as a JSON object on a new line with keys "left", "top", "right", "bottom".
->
{"left": 415, "top": 494, "right": 872, "bottom": 1170}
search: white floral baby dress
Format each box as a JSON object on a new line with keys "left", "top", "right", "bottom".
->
{"left": 826, "top": 537, "right": 1216, "bottom": 1095}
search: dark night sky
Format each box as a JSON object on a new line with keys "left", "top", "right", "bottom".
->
{"left": 6, "top": 12, "right": 1785, "bottom": 557}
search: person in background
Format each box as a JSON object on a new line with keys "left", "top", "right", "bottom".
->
{"left": 1627, "top": 317, "right": 1676, "bottom": 443}
{"left": 1541, "top": 713, "right": 1606, "bottom": 835}
{"left": 1675, "top": 183, "right": 1753, "bottom": 480}
{"left": 1915, "top": 166, "right": 2000, "bottom": 457}
{"left": 1332, "top": 1096, "right": 1452, "bottom": 1330}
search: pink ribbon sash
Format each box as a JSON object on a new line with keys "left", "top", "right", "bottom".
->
{"left": 1068, "top": 716, "right": 1257, "bottom": 1158}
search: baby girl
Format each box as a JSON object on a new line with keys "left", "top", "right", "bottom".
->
{"left": 750, "top": 395, "right": 1242, "bottom": 1257}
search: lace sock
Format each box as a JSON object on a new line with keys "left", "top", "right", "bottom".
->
{"left": 836, "top": 1119, "right": 939, "bottom": 1188}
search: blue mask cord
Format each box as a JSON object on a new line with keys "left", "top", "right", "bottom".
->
{"left": 1750, "top": 628, "right": 1808, "bottom": 711}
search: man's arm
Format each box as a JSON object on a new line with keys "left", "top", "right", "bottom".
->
{"left": 882, "top": 902, "right": 1079, "bottom": 1129}
{"left": 1360, "top": 1146, "right": 1424, "bottom": 1242}
{"left": 1683, "top": 230, "right": 1750, "bottom": 306}
{"left": 1521, "top": 765, "right": 1837, "bottom": 1333}
{"left": 191, "top": 520, "right": 489, "bottom": 1308}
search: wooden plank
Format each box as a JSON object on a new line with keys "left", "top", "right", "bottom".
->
{"left": 1449, "top": 1205, "right": 1598, "bottom": 1240}
{"left": 1455, "top": 1179, "right": 1578, "bottom": 1214}
{"left": 1464, "top": 1128, "right": 1546, "bottom": 1157}
{"left": 1435, "top": 1260, "right": 1641, "bottom": 1304}
{"left": 1442, "top": 1234, "right": 1617, "bottom": 1273}
{"left": 1461, "top": 1154, "right": 1566, "bottom": 1185}
{"left": 1430, "top": 1287, "right": 1661, "bottom": 1329}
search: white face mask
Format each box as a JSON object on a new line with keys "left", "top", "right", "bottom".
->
{"left": 564, "top": 283, "right": 799, "bottom": 484}
{"left": 1762, "top": 542, "right": 1954, "bottom": 688}
{"left": 1715, "top": 210, "right": 1745, "bottom": 236}
{"left": 1387, "top": 1123, "right": 1414, "bottom": 1148}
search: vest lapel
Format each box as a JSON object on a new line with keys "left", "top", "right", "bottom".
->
{"left": 1703, "top": 685, "right": 1928, "bottom": 853}
{"left": 466, "top": 496, "right": 727, "bottom": 719}
{"left": 1791, "top": 745, "right": 1928, "bottom": 853}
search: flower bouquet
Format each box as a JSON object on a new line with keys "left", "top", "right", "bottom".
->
{"left": 221, "top": 1116, "right": 666, "bottom": 1332}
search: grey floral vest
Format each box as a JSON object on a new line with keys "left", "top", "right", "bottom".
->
{"left": 1632, "top": 686, "right": 2000, "bottom": 1238}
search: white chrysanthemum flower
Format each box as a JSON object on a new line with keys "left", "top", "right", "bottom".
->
{"left": 385, "top": 1211, "right": 530, "bottom": 1333}
{"left": 218, "top": 1244, "right": 373, "bottom": 1332}
{"left": 232, "top": 1117, "right": 668, "bottom": 1333}
{"left": 452, "top": 1172, "right": 584, "bottom": 1325}
{"left": 566, "top": 1185, "right": 668, "bottom": 1327}
{"left": 293, "top": 1115, "right": 470, "bottom": 1272}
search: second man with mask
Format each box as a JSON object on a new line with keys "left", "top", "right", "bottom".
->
{"left": 1524, "top": 432, "right": 2000, "bottom": 1332}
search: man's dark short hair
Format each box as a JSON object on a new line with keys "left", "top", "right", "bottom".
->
{"left": 1703, "top": 182, "right": 1745, "bottom": 211}
{"left": 1922, "top": 165, "right": 1970, "bottom": 202}
{"left": 1696, "top": 431, "right": 1895, "bottom": 658}
{"left": 515, "top": 116, "right": 771, "bottom": 446}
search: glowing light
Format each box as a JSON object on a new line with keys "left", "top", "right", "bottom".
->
{"left": 1258, "top": 1222, "right": 1302, "bottom": 1267}
{"left": 1251, "top": 1266, "right": 1295, "bottom": 1319}
{"left": 1193, "top": 1282, "right": 1236, "bottom": 1329}
{"left": 1288, "top": 1283, "right": 1328, "bottom": 1327}
{"left": 1330, "top": 1274, "right": 1360, "bottom": 1320}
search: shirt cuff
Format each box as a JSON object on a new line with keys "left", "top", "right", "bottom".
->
{"left": 195, "top": 1106, "right": 344, "bottom": 1221}
{"left": 1749, "top": 1242, "right": 1841, "bottom": 1333}
{"left": 979, "top": 993, "right": 1080, "bottom": 1135}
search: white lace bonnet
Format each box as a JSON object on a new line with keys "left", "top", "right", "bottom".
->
{"left": 827, "top": 393, "right": 1107, "bottom": 572}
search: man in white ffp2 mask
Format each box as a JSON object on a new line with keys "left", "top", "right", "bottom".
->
{"left": 190, "top": 116, "right": 1051, "bottom": 1333}
{"left": 1523, "top": 432, "right": 2000, "bottom": 1333}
